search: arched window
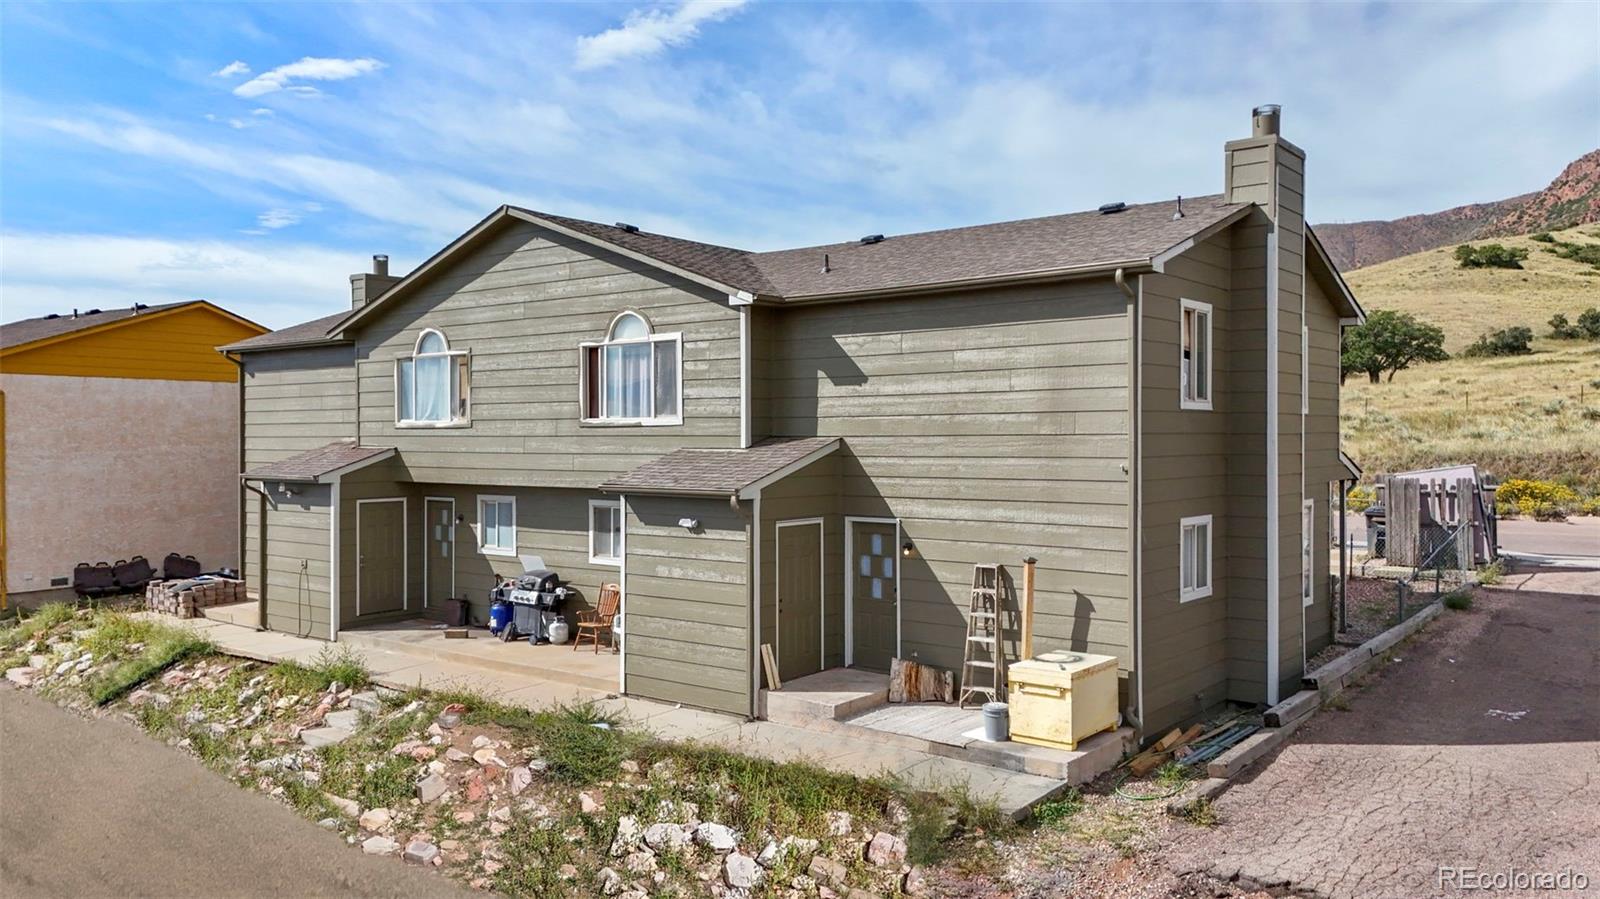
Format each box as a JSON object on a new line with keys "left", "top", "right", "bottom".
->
{"left": 396, "top": 328, "right": 470, "bottom": 425}
{"left": 580, "top": 312, "right": 681, "bottom": 423}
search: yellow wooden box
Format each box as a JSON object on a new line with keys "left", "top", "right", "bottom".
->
{"left": 1006, "top": 651, "right": 1120, "bottom": 750}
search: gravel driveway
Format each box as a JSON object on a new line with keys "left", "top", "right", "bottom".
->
{"left": 1171, "top": 575, "right": 1600, "bottom": 898}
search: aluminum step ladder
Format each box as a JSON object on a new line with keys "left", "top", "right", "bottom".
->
{"left": 958, "top": 563, "right": 1005, "bottom": 709}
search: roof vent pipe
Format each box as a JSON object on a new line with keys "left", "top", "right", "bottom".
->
{"left": 1173, "top": 195, "right": 1185, "bottom": 221}
{"left": 821, "top": 252, "right": 830, "bottom": 274}
{"left": 372, "top": 254, "right": 389, "bottom": 277}
{"left": 1252, "top": 104, "right": 1281, "bottom": 137}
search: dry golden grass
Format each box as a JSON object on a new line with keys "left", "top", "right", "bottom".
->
{"left": 1344, "top": 224, "right": 1600, "bottom": 352}
{"left": 1340, "top": 224, "right": 1600, "bottom": 491}
{"left": 1341, "top": 340, "right": 1600, "bottom": 490}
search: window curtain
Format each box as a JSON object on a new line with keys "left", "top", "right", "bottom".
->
{"left": 397, "top": 359, "right": 415, "bottom": 421}
{"left": 653, "top": 340, "right": 679, "bottom": 418}
{"left": 606, "top": 343, "right": 650, "bottom": 419}
{"left": 415, "top": 354, "right": 449, "bottom": 422}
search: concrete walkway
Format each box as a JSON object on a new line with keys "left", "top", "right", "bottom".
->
{"left": 147, "top": 614, "right": 1069, "bottom": 819}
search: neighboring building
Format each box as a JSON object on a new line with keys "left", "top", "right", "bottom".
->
{"left": 222, "top": 107, "right": 1363, "bottom": 737}
{"left": 1, "top": 301, "right": 267, "bottom": 605}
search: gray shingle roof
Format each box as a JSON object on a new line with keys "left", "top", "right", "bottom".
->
{"left": 751, "top": 195, "right": 1244, "bottom": 300}
{"left": 599, "top": 437, "right": 840, "bottom": 496}
{"left": 220, "top": 311, "right": 350, "bottom": 353}
{"left": 517, "top": 195, "right": 1243, "bottom": 302}
{"left": 243, "top": 441, "right": 394, "bottom": 482}
{"left": 2, "top": 301, "right": 192, "bottom": 351}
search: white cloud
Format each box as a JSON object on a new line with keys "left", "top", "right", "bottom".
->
{"left": 256, "top": 208, "right": 301, "bottom": 229}
{"left": 233, "top": 56, "right": 385, "bottom": 98}
{"left": 0, "top": 232, "right": 370, "bottom": 329}
{"left": 213, "top": 60, "right": 250, "bottom": 78}
{"left": 250, "top": 107, "right": 274, "bottom": 117}
{"left": 575, "top": 0, "right": 748, "bottom": 71}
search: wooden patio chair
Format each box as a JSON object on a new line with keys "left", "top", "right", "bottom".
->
{"left": 573, "top": 583, "right": 620, "bottom": 654}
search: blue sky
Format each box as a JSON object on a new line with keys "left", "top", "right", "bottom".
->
{"left": 2, "top": 1, "right": 1596, "bottom": 329}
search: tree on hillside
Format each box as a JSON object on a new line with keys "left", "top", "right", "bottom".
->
{"left": 1340, "top": 310, "right": 1449, "bottom": 383}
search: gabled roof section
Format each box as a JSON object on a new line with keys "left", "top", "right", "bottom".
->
{"left": 242, "top": 440, "right": 395, "bottom": 483}
{"left": 1306, "top": 225, "right": 1366, "bottom": 322}
{"left": 219, "top": 311, "right": 351, "bottom": 354}
{"left": 330, "top": 206, "right": 767, "bottom": 339}
{"left": 598, "top": 437, "right": 840, "bottom": 498}
{"left": 2, "top": 301, "right": 264, "bottom": 354}
{"left": 320, "top": 195, "right": 1257, "bottom": 342}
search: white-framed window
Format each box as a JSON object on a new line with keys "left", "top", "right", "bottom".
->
{"left": 477, "top": 495, "right": 517, "bottom": 557}
{"left": 1301, "top": 323, "right": 1310, "bottom": 416}
{"left": 579, "top": 311, "right": 682, "bottom": 425}
{"left": 1179, "top": 514, "right": 1213, "bottom": 602}
{"left": 1302, "top": 499, "right": 1315, "bottom": 607}
{"left": 589, "top": 499, "right": 622, "bottom": 566}
{"left": 396, "top": 328, "right": 470, "bottom": 427}
{"left": 1180, "top": 299, "right": 1213, "bottom": 410}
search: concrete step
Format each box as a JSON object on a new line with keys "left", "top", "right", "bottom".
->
{"left": 199, "top": 601, "right": 259, "bottom": 628}
{"left": 763, "top": 668, "right": 889, "bottom": 726}
{"left": 337, "top": 628, "right": 617, "bottom": 692}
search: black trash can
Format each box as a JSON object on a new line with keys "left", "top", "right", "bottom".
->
{"left": 443, "top": 597, "right": 469, "bottom": 628}
{"left": 1364, "top": 505, "right": 1386, "bottom": 558}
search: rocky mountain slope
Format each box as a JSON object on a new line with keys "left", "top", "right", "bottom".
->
{"left": 1318, "top": 149, "right": 1600, "bottom": 271}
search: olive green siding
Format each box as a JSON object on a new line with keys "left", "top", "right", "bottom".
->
{"left": 1226, "top": 135, "right": 1311, "bottom": 702}
{"left": 346, "top": 220, "right": 742, "bottom": 488}
{"left": 241, "top": 345, "right": 355, "bottom": 633}
{"left": 623, "top": 495, "right": 752, "bottom": 716}
{"left": 1302, "top": 273, "right": 1345, "bottom": 656}
{"left": 757, "top": 454, "right": 845, "bottom": 675}
{"left": 1138, "top": 230, "right": 1236, "bottom": 733}
{"left": 761, "top": 282, "right": 1133, "bottom": 680}
{"left": 255, "top": 482, "right": 332, "bottom": 638}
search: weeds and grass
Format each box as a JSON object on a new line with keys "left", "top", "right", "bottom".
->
{"left": 272, "top": 645, "right": 371, "bottom": 695}
{"left": 0, "top": 602, "right": 79, "bottom": 653}
{"left": 1323, "top": 693, "right": 1352, "bottom": 712}
{"left": 1443, "top": 592, "right": 1475, "bottom": 611}
{"left": 1032, "top": 788, "right": 1085, "bottom": 827}
{"left": 87, "top": 627, "right": 214, "bottom": 705}
{"left": 1476, "top": 559, "right": 1505, "bottom": 586}
{"left": 491, "top": 813, "right": 584, "bottom": 897}
{"left": 1173, "top": 798, "right": 1219, "bottom": 827}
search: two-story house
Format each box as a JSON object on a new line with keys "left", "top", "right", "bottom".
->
{"left": 222, "top": 107, "right": 1363, "bottom": 738}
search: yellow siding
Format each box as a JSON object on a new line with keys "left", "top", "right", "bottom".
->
{"left": 0, "top": 305, "right": 265, "bottom": 382}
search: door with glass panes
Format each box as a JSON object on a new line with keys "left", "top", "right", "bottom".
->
{"left": 849, "top": 520, "right": 898, "bottom": 671}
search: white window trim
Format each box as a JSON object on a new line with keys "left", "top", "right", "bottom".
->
{"left": 395, "top": 328, "right": 471, "bottom": 429}
{"left": 578, "top": 312, "right": 684, "bottom": 427}
{"left": 1179, "top": 514, "right": 1214, "bottom": 602}
{"left": 588, "top": 499, "right": 623, "bottom": 567}
{"left": 476, "top": 494, "right": 518, "bottom": 558}
{"left": 1180, "top": 298, "right": 1213, "bottom": 411}
{"left": 1302, "top": 499, "right": 1315, "bottom": 607}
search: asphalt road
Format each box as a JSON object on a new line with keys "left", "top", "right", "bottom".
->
{"left": 1342, "top": 513, "right": 1600, "bottom": 559}
{"left": 1173, "top": 576, "right": 1600, "bottom": 897}
{"left": 0, "top": 688, "right": 479, "bottom": 899}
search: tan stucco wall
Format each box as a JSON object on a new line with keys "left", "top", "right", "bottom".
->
{"left": 2, "top": 373, "right": 240, "bottom": 594}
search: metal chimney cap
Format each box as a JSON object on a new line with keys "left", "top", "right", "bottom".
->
{"left": 1252, "top": 104, "right": 1282, "bottom": 137}
{"left": 372, "top": 254, "right": 390, "bottom": 276}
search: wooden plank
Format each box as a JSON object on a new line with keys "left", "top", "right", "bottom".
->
{"left": 760, "top": 644, "right": 781, "bottom": 691}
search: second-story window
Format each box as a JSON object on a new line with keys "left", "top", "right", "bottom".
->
{"left": 1180, "top": 299, "right": 1213, "bottom": 410}
{"left": 396, "top": 329, "right": 470, "bottom": 426}
{"left": 580, "top": 312, "right": 681, "bottom": 424}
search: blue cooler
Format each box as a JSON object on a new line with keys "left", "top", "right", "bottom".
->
{"left": 488, "top": 599, "right": 512, "bottom": 636}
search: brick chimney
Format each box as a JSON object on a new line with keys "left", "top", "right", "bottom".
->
{"left": 350, "top": 254, "right": 401, "bottom": 309}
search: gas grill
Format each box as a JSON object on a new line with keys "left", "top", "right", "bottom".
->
{"left": 490, "top": 557, "right": 572, "bottom": 643}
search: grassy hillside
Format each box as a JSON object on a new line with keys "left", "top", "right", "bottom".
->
{"left": 1343, "top": 224, "right": 1600, "bottom": 351}
{"left": 1340, "top": 225, "right": 1600, "bottom": 492}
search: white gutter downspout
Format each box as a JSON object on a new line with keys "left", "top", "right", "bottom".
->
{"left": 1265, "top": 228, "right": 1281, "bottom": 706}
{"left": 329, "top": 475, "right": 342, "bottom": 642}
{"left": 750, "top": 489, "right": 762, "bottom": 717}
{"left": 738, "top": 304, "right": 752, "bottom": 448}
{"left": 1114, "top": 267, "right": 1144, "bottom": 734}
{"left": 618, "top": 493, "right": 628, "bottom": 694}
